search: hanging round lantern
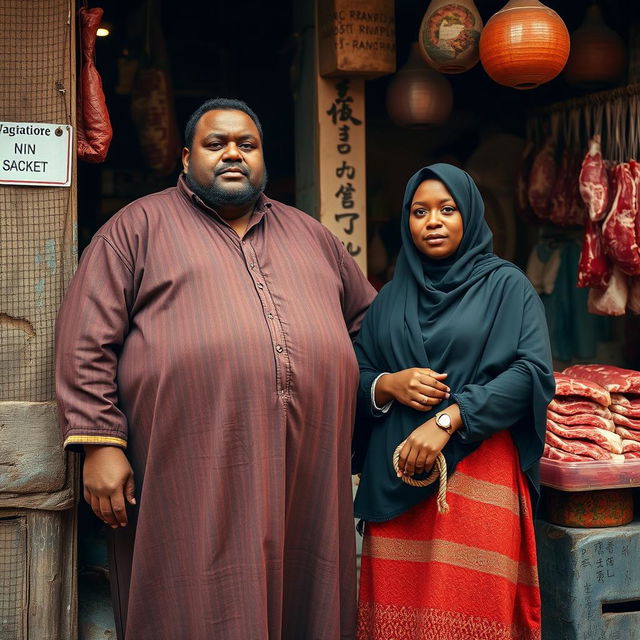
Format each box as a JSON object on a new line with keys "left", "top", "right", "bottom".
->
{"left": 479, "top": 0, "right": 570, "bottom": 90}
{"left": 386, "top": 43, "right": 453, "bottom": 127}
{"left": 563, "top": 4, "right": 626, "bottom": 88}
{"left": 418, "top": 0, "right": 483, "bottom": 74}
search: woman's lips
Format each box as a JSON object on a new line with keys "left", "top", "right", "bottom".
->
{"left": 425, "top": 235, "right": 447, "bottom": 246}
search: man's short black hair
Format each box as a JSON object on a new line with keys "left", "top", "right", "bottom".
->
{"left": 184, "top": 98, "right": 264, "bottom": 150}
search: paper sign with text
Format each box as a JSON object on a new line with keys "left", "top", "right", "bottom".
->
{"left": 0, "top": 122, "right": 72, "bottom": 187}
{"left": 317, "top": 76, "right": 367, "bottom": 275}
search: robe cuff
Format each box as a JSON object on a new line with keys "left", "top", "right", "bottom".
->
{"left": 63, "top": 431, "right": 127, "bottom": 451}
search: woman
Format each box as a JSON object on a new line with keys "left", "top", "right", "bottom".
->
{"left": 352, "top": 164, "right": 554, "bottom": 640}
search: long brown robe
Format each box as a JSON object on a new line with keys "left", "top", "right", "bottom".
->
{"left": 56, "top": 176, "right": 376, "bottom": 639}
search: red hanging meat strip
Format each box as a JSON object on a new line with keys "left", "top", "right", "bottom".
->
{"left": 76, "top": 7, "right": 113, "bottom": 163}
{"left": 579, "top": 134, "right": 609, "bottom": 222}
{"left": 602, "top": 162, "right": 640, "bottom": 275}
{"left": 577, "top": 218, "right": 611, "bottom": 288}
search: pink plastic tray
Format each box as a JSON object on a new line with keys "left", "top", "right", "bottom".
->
{"left": 540, "top": 457, "right": 640, "bottom": 491}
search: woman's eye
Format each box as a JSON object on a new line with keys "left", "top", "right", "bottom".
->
{"left": 414, "top": 209, "right": 427, "bottom": 217}
{"left": 441, "top": 206, "right": 456, "bottom": 214}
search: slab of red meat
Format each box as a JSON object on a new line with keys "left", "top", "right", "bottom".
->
{"left": 623, "top": 439, "right": 640, "bottom": 453}
{"left": 546, "top": 419, "right": 623, "bottom": 454}
{"left": 628, "top": 276, "right": 640, "bottom": 314}
{"left": 547, "top": 409, "right": 614, "bottom": 432}
{"left": 579, "top": 134, "right": 609, "bottom": 222}
{"left": 588, "top": 265, "right": 629, "bottom": 315}
{"left": 602, "top": 162, "right": 640, "bottom": 275}
{"left": 549, "top": 151, "right": 570, "bottom": 225}
{"left": 610, "top": 401, "right": 640, "bottom": 418}
{"left": 610, "top": 393, "right": 640, "bottom": 407}
{"left": 545, "top": 430, "right": 624, "bottom": 461}
{"left": 624, "top": 451, "right": 640, "bottom": 459}
{"left": 577, "top": 218, "right": 611, "bottom": 288}
{"left": 612, "top": 412, "right": 640, "bottom": 430}
{"left": 528, "top": 135, "right": 556, "bottom": 220}
{"left": 554, "top": 372, "right": 611, "bottom": 406}
{"left": 543, "top": 443, "right": 590, "bottom": 462}
{"left": 615, "top": 426, "right": 640, "bottom": 442}
{"left": 563, "top": 364, "right": 640, "bottom": 394}
{"left": 549, "top": 397, "right": 611, "bottom": 418}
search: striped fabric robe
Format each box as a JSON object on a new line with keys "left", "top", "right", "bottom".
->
{"left": 56, "top": 177, "right": 376, "bottom": 639}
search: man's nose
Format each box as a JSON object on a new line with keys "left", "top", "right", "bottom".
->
{"left": 222, "top": 143, "right": 242, "bottom": 161}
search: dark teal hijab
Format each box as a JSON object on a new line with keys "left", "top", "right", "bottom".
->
{"left": 353, "top": 164, "right": 554, "bottom": 522}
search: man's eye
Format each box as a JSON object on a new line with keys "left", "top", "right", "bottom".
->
{"left": 240, "top": 144, "right": 254, "bottom": 150}
{"left": 208, "top": 143, "right": 224, "bottom": 150}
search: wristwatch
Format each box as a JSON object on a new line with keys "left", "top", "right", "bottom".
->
{"left": 435, "top": 411, "right": 453, "bottom": 435}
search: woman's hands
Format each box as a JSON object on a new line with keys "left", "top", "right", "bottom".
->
{"left": 83, "top": 445, "right": 136, "bottom": 528}
{"left": 376, "top": 368, "right": 450, "bottom": 411}
{"left": 396, "top": 405, "right": 462, "bottom": 477}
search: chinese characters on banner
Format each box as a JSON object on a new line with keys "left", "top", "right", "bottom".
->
{"left": 317, "top": 76, "right": 367, "bottom": 274}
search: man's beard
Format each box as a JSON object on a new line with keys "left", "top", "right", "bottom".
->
{"left": 185, "top": 166, "right": 267, "bottom": 209}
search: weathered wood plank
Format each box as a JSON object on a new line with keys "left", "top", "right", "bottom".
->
{"left": 0, "top": 401, "right": 65, "bottom": 494}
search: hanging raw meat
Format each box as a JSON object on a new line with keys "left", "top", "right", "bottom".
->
{"left": 588, "top": 265, "right": 629, "bottom": 315}
{"left": 602, "top": 162, "right": 640, "bottom": 274}
{"left": 579, "top": 134, "right": 609, "bottom": 221}
{"left": 566, "top": 153, "right": 587, "bottom": 226}
{"left": 628, "top": 277, "right": 640, "bottom": 314}
{"left": 577, "top": 218, "right": 611, "bottom": 288}
{"left": 76, "top": 7, "right": 113, "bottom": 163}
{"left": 528, "top": 135, "right": 557, "bottom": 220}
{"left": 549, "top": 150, "right": 570, "bottom": 225}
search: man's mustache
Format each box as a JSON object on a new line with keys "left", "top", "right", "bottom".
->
{"left": 215, "top": 164, "right": 249, "bottom": 176}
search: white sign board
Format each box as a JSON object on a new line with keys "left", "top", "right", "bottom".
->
{"left": 0, "top": 122, "right": 72, "bottom": 187}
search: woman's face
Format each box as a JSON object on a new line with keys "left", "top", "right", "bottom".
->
{"left": 409, "top": 179, "right": 464, "bottom": 260}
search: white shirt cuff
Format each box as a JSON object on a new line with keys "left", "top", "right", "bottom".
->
{"left": 371, "top": 373, "right": 393, "bottom": 414}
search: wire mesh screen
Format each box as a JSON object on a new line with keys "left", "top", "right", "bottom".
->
{"left": 0, "top": 517, "right": 27, "bottom": 640}
{"left": 0, "top": 0, "right": 75, "bottom": 402}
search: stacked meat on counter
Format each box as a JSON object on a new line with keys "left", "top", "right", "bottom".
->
{"left": 577, "top": 135, "right": 640, "bottom": 315}
{"left": 544, "top": 364, "right": 640, "bottom": 462}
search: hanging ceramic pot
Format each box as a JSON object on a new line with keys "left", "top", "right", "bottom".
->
{"left": 479, "top": 0, "right": 570, "bottom": 90}
{"left": 418, "top": 0, "right": 483, "bottom": 74}
{"left": 563, "top": 3, "right": 626, "bottom": 88}
{"left": 386, "top": 42, "right": 453, "bottom": 127}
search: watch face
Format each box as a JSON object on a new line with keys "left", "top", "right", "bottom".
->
{"left": 437, "top": 413, "right": 451, "bottom": 428}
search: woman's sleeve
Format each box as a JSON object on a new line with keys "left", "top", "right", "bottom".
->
{"left": 452, "top": 281, "right": 554, "bottom": 444}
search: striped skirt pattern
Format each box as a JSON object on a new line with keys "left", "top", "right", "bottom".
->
{"left": 357, "top": 430, "right": 541, "bottom": 640}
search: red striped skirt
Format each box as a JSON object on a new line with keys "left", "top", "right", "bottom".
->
{"left": 357, "top": 430, "right": 541, "bottom": 640}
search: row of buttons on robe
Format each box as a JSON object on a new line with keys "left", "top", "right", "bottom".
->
{"left": 241, "top": 240, "right": 286, "bottom": 359}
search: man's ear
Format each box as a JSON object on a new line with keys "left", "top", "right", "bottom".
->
{"left": 181, "top": 147, "right": 190, "bottom": 174}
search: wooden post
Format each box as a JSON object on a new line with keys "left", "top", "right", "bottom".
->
{"left": 0, "top": 1, "right": 77, "bottom": 638}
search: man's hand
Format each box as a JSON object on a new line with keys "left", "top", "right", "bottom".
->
{"left": 83, "top": 445, "right": 136, "bottom": 528}
{"left": 376, "top": 368, "right": 450, "bottom": 411}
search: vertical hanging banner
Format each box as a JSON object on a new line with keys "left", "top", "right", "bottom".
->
{"left": 317, "top": 75, "right": 367, "bottom": 275}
